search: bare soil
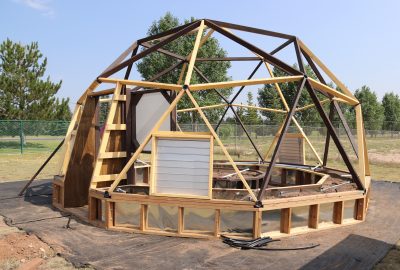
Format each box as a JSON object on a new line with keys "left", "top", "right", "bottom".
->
{"left": 0, "top": 218, "right": 90, "bottom": 270}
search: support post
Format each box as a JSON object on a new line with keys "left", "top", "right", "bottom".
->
{"left": 280, "top": 208, "right": 292, "bottom": 234}
{"left": 140, "top": 204, "right": 148, "bottom": 231}
{"left": 354, "top": 198, "right": 366, "bottom": 221}
{"left": 308, "top": 204, "right": 320, "bottom": 229}
{"left": 178, "top": 207, "right": 184, "bottom": 234}
{"left": 253, "top": 210, "right": 262, "bottom": 238}
{"left": 333, "top": 201, "right": 344, "bottom": 224}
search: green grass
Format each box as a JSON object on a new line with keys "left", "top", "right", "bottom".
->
{"left": 0, "top": 134, "right": 399, "bottom": 183}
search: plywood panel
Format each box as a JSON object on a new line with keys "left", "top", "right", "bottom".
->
{"left": 277, "top": 135, "right": 304, "bottom": 164}
{"left": 64, "top": 97, "right": 98, "bottom": 207}
{"left": 136, "top": 93, "right": 170, "bottom": 151}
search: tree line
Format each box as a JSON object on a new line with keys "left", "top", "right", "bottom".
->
{"left": 1, "top": 12, "right": 399, "bottom": 135}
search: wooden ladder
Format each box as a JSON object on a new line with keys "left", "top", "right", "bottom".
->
{"left": 91, "top": 83, "right": 128, "bottom": 188}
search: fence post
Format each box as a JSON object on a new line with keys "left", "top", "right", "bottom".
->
{"left": 19, "top": 120, "right": 23, "bottom": 154}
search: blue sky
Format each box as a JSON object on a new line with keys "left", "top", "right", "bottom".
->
{"left": 1, "top": 0, "right": 399, "bottom": 107}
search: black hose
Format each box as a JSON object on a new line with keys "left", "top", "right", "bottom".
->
{"left": 221, "top": 235, "right": 319, "bottom": 251}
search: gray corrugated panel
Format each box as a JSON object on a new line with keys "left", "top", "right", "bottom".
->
{"left": 158, "top": 139, "right": 210, "bottom": 149}
{"left": 157, "top": 160, "right": 209, "bottom": 169}
{"left": 157, "top": 146, "right": 210, "bottom": 155}
{"left": 157, "top": 153, "right": 210, "bottom": 162}
{"left": 157, "top": 188, "right": 208, "bottom": 196}
{"left": 157, "top": 181, "right": 209, "bottom": 189}
{"left": 155, "top": 173, "right": 209, "bottom": 182}
{"left": 156, "top": 167, "right": 210, "bottom": 175}
{"left": 154, "top": 138, "right": 211, "bottom": 196}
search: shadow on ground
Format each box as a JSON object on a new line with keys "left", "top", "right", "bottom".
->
{"left": 0, "top": 180, "right": 398, "bottom": 270}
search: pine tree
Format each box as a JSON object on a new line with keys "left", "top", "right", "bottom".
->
{"left": 0, "top": 39, "right": 71, "bottom": 120}
{"left": 136, "top": 13, "right": 232, "bottom": 124}
{"left": 244, "top": 92, "right": 262, "bottom": 125}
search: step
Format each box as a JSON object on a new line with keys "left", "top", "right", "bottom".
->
{"left": 98, "top": 151, "right": 127, "bottom": 159}
{"left": 105, "top": 124, "right": 126, "bottom": 130}
{"left": 92, "top": 173, "right": 127, "bottom": 182}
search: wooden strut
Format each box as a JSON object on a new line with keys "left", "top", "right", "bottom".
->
{"left": 205, "top": 20, "right": 302, "bottom": 77}
{"left": 263, "top": 62, "right": 323, "bottom": 164}
{"left": 107, "top": 20, "right": 206, "bottom": 193}
{"left": 100, "top": 20, "right": 201, "bottom": 78}
{"left": 192, "top": 65, "right": 264, "bottom": 161}
{"left": 19, "top": 138, "right": 65, "bottom": 196}
{"left": 301, "top": 50, "right": 359, "bottom": 158}
{"left": 140, "top": 42, "right": 186, "bottom": 61}
{"left": 333, "top": 100, "right": 359, "bottom": 157}
{"left": 184, "top": 87, "right": 257, "bottom": 201}
{"left": 297, "top": 39, "right": 357, "bottom": 100}
{"left": 257, "top": 77, "right": 307, "bottom": 203}
{"left": 137, "top": 20, "right": 199, "bottom": 44}
{"left": 305, "top": 80, "right": 364, "bottom": 190}
{"left": 213, "top": 36, "right": 294, "bottom": 131}
{"left": 323, "top": 102, "right": 335, "bottom": 166}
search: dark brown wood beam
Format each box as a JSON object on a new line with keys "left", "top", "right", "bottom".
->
{"left": 323, "top": 101, "right": 335, "bottom": 166}
{"left": 207, "top": 19, "right": 295, "bottom": 40}
{"left": 294, "top": 39, "right": 305, "bottom": 73}
{"left": 257, "top": 77, "right": 307, "bottom": 202}
{"left": 230, "top": 106, "right": 264, "bottom": 161}
{"left": 99, "top": 21, "right": 200, "bottom": 78}
{"left": 137, "top": 20, "right": 199, "bottom": 44}
{"left": 270, "top": 38, "right": 294, "bottom": 55}
{"left": 196, "top": 57, "right": 261, "bottom": 61}
{"left": 214, "top": 60, "right": 263, "bottom": 131}
{"left": 333, "top": 100, "right": 359, "bottom": 157}
{"left": 130, "top": 60, "right": 185, "bottom": 92}
{"left": 205, "top": 20, "right": 302, "bottom": 76}
{"left": 192, "top": 65, "right": 229, "bottom": 103}
{"left": 302, "top": 49, "right": 359, "bottom": 158}
{"left": 305, "top": 79, "right": 363, "bottom": 190}
{"left": 140, "top": 42, "right": 186, "bottom": 61}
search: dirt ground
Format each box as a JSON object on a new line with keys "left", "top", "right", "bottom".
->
{"left": 0, "top": 218, "right": 91, "bottom": 270}
{"left": 374, "top": 241, "right": 400, "bottom": 270}
{"left": 0, "top": 180, "right": 398, "bottom": 270}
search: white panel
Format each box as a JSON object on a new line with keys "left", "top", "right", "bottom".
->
{"left": 136, "top": 93, "right": 171, "bottom": 151}
{"left": 154, "top": 138, "right": 211, "bottom": 197}
{"left": 158, "top": 139, "right": 210, "bottom": 149}
{"left": 158, "top": 146, "right": 210, "bottom": 155}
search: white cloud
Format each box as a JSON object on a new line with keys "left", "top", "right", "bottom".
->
{"left": 13, "top": 0, "right": 55, "bottom": 17}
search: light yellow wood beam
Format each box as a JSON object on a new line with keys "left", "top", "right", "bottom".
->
{"left": 108, "top": 89, "right": 187, "bottom": 192}
{"left": 98, "top": 77, "right": 182, "bottom": 91}
{"left": 77, "top": 81, "right": 99, "bottom": 105}
{"left": 264, "top": 62, "right": 323, "bottom": 164}
{"left": 295, "top": 99, "right": 331, "bottom": 112}
{"left": 184, "top": 89, "right": 257, "bottom": 201}
{"left": 356, "top": 105, "right": 367, "bottom": 189}
{"left": 231, "top": 103, "right": 286, "bottom": 113}
{"left": 297, "top": 39, "right": 357, "bottom": 100}
{"left": 184, "top": 20, "right": 205, "bottom": 85}
{"left": 308, "top": 78, "right": 359, "bottom": 105}
{"left": 91, "top": 83, "right": 123, "bottom": 187}
{"left": 190, "top": 76, "right": 303, "bottom": 91}
{"left": 59, "top": 104, "right": 82, "bottom": 176}
{"left": 177, "top": 103, "right": 227, "bottom": 113}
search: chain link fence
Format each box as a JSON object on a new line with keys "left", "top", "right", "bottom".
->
{"left": 0, "top": 120, "right": 69, "bottom": 154}
{"left": 0, "top": 120, "right": 399, "bottom": 155}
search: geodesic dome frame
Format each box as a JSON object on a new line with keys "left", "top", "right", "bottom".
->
{"left": 52, "top": 19, "right": 370, "bottom": 239}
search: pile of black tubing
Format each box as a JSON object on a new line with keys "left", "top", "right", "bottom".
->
{"left": 221, "top": 235, "right": 320, "bottom": 251}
